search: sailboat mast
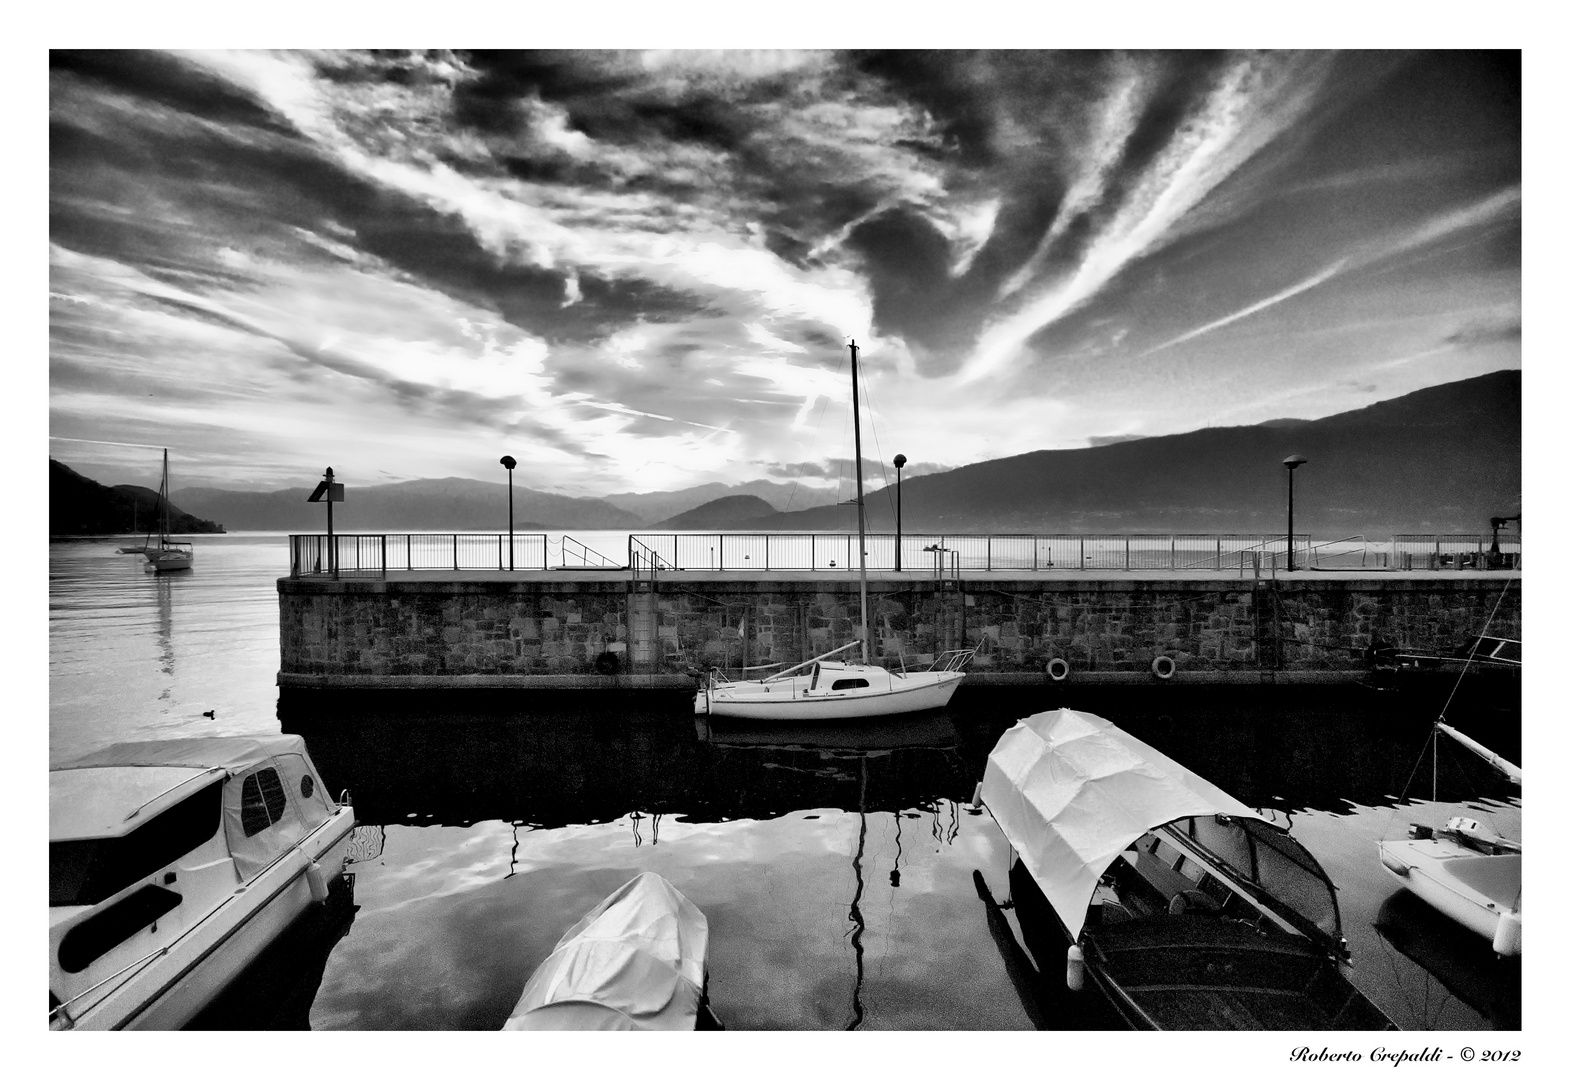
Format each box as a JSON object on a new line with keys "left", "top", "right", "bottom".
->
{"left": 849, "top": 341, "right": 869, "bottom": 665}
{"left": 161, "top": 448, "right": 170, "bottom": 545}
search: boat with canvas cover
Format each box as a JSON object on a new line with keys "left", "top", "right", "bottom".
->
{"left": 49, "top": 734, "right": 355, "bottom": 1029}
{"left": 503, "top": 872, "right": 719, "bottom": 1030}
{"left": 977, "top": 708, "right": 1393, "bottom": 1030}
{"left": 694, "top": 341, "right": 974, "bottom": 721}
{"left": 1377, "top": 721, "right": 1521, "bottom": 956}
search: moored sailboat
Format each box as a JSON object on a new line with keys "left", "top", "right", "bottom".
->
{"left": 141, "top": 449, "right": 193, "bottom": 573}
{"left": 694, "top": 341, "right": 973, "bottom": 721}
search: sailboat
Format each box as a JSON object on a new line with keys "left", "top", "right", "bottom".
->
{"left": 140, "top": 449, "right": 194, "bottom": 573}
{"left": 694, "top": 340, "right": 974, "bottom": 721}
{"left": 1377, "top": 721, "right": 1521, "bottom": 956}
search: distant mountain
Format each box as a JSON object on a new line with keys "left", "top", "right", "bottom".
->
{"left": 172, "top": 477, "right": 642, "bottom": 531}
{"left": 653, "top": 495, "right": 779, "bottom": 530}
{"left": 602, "top": 479, "right": 838, "bottom": 521}
{"left": 749, "top": 370, "right": 1521, "bottom": 536}
{"left": 50, "top": 459, "right": 225, "bottom": 536}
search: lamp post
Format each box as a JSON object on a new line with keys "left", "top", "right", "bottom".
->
{"left": 893, "top": 453, "right": 906, "bottom": 571}
{"left": 499, "top": 455, "right": 516, "bottom": 570}
{"left": 1283, "top": 454, "right": 1307, "bottom": 571}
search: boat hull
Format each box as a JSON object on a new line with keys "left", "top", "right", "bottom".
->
{"left": 142, "top": 550, "right": 193, "bottom": 573}
{"left": 56, "top": 808, "right": 355, "bottom": 1030}
{"left": 697, "top": 670, "right": 964, "bottom": 721}
{"left": 1378, "top": 839, "right": 1521, "bottom": 956}
{"left": 1007, "top": 860, "right": 1389, "bottom": 1031}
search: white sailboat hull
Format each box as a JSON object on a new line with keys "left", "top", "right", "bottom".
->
{"left": 697, "top": 667, "right": 965, "bottom": 721}
{"left": 142, "top": 548, "right": 193, "bottom": 573}
{"left": 1379, "top": 838, "right": 1521, "bottom": 956}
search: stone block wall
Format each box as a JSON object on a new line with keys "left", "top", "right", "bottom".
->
{"left": 277, "top": 573, "right": 1521, "bottom": 685}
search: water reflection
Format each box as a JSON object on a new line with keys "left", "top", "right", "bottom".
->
{"left": 1373, "top": 890, "right": 1521, "bottom": 1029}
{"left": 277, "top": 686, "right": 1519, "bottom": 1030}
{"left": 696, "top": 718, "right": 962, "bottom": 1030}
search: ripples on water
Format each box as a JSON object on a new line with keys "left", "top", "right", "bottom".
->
{"left": 50, "top": 536, "right": 1522, "bottom": 1031}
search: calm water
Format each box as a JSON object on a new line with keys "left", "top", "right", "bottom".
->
{"left": 49, "top": 534, "right": 1523, "bottom": 1031}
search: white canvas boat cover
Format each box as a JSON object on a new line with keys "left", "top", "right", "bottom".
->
{"left": 979, "top": 709, "right": 1269, "bottom": 941}
{"left": 504, "top": 872, "right": 709, "bottom": 1031}
{"left": 56, "top": 734, "right": 314, "bottom": 774}
{"left": 55, "top": 735, "right": 337, "bottom": 881}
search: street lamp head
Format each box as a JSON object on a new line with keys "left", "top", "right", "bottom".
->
{"left": 894, "top": 453, "right": 907, "bottom": 469}
{"left": 500, "top": 455, "right": 516, "bottom": 471}
{"left": 1282, "top": 454, "right": 1308, "bottom": 470}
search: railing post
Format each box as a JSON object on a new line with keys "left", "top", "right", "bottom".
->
{"left": 453, "top": 534, "right": 458, "bottom": 570}
{"left": 987, "top": 535, "right": 992, "bottom": 571}
{"left": 719, "top": 534, "right": 724, "bottom": 571}
{"left": 381, "top": 534, "right": 387, "bottom": 580}
{"left": 812, "top": 533, "right": 816, "bottom": 570}
{"left": 1080, "top": 536, "right": 1085, "bottom": 569}
{"left": 766, "top": 534, "right": 770, "bottom": 571}
{"left": 1125, "top": 536, "right": 1130, "bottom": 570}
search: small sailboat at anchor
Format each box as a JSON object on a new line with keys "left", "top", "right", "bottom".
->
{"left": 694, "top": 340, "right": 974, "bottom": 721}
{"left": 139, "top": 449, "right": 194, "bottom": 573}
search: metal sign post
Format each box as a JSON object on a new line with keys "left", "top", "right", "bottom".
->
{"left": 307, "top": 467, "right": 346, "bottom": 577}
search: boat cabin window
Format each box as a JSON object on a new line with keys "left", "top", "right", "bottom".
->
{"left": 58, "top": 885, "right": 183, "bottom": 973}
{"left": 240, "top": 768, "right": 289, "bottom": 838}
{"left": 830, "top": 678, "right": 870, "bottom": 691}
{"left": 50, "top": 781, "right": 222, "bottom": 907}
{"left": 1179, "top": 815, "right": 1340, "bottom": 940}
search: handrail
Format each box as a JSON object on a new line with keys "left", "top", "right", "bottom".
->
{"left": 283, "top": 531, "right": 1523, "bottom": 577}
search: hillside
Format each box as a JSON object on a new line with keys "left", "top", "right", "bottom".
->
{"left": 50, "top": 459, "right": 225, "bottom": 536}
{"left": 602, "top": 480, "right": 837, "bottom": 521}
{"left": 172, "top": 476, "right": 642, "bottom": 531}
{"left": 653, "top": 495, "right": 778, "bottom": 530}
{"left": 752, "top": 370, "right": 1521, "bottom": 536}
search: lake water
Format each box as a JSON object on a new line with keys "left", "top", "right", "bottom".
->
{"left": 49, "top": 533, "right": 1523, "bottom": 1033}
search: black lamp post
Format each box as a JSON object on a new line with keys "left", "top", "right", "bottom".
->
{"left": 500, "top": 455, "right": 516, "bottom": 570}
{"left": 893, "top": 453, "right": 906, "bottom": 571}
{"left": 1283, "top": 454, "right": 1307, "bottom": 571}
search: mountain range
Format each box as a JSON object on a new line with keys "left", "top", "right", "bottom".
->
{"left": 52, "top": 370, "right": 1519, "bottom": 537}
{"left": 49, "top": 459, "right": 225, "bottom": 536}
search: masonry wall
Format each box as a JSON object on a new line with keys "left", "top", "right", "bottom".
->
{"left": 277, "top": 573, "right": 1521, "bottom": 688}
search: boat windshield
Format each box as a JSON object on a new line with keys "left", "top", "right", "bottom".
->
{"left": 50, "top": 781, "right": 223, "bottom": 907}
{"left": 1176, "top": 814, "right": 1341, "bottom": 943}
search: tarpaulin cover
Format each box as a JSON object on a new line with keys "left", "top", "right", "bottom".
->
{"left": 57, "top": 734, "right": 314, "bottom": 775}
{"left": 504, "top": 872, "right": 709, "bottom": 1031}
{"left": 57, "top": 735, "right": 336, "bottom": 881}
{"left": 979, "top": 709, "right": 1268, "bottom": 941}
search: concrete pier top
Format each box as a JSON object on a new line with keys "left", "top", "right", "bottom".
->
{"left": 280, "top": 567, "right": 1522, "bottom": 587}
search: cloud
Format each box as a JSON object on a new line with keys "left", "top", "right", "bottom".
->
{"left": 1144, "top": 259, "right": 1348, "bottom": 355}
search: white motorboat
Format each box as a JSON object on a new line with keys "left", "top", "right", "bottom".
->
{"left": 503, "top": 872, "right": 718, "bottom": 1030}
{"left": 49, "top": 734, "right": 356, "bottom": 1029}
{"left": 139, "top": 449, "right": 193, "bottom": 573}
{"left": 694, "top": 340, "right": 974, "bottom": 721}
{"left": 1378, "top": 721, "right": 1521, "bottom": 956}
{"left": 977, "top": 708, "right": 1393, "bottom": 1030}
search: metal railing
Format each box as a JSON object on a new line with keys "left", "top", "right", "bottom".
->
{"left": 290, "top": 533, "right": 548, "bottom": 577}
{"left": 627, "top": 532, "right": 1311, "bottom": 572}
{"left": 1391, "top": 534, "right": 1522, "bottom": 570}
{"left": 286, "top": 531, "right": 1523, "bottom": 577}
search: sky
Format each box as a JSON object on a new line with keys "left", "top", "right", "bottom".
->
{"left": 48, "top": 48, "right": 1522, "bottom": 497}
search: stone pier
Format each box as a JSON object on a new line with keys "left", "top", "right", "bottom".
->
{"left": 276, "top": 569, "right": 1521, "bottom": 690}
